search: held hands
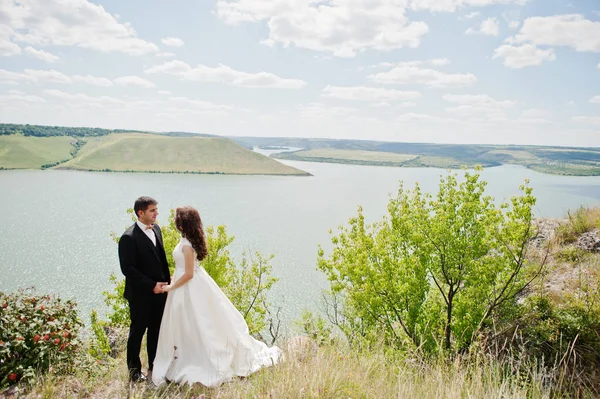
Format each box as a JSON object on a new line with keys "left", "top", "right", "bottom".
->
{"left": 153, "top": 282, "right": 169, "bottom": 294}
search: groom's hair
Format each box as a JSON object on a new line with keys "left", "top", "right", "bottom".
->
{"left": 134, "top": 196, "right": 158, "bottom": 218}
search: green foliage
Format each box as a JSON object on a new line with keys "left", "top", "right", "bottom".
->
{"left": 509, "top": 281, "right": 600, "bottom": 370}
{"left": 318, "top": 169, "right": 539, "bottom": 354}
{"left": 225, "top": 251, "right": 278, "bottom": 336}
{"left": 0, "top": 123, "right": 113, "bottom": 137}
{"left": 296, "top": 310, "right": 335, "bottom": 346}
{"left": 88, "top": 310, "right": 111, "bottom": 359}
{"left": 101, "top": 274, "right": 129, "bottom": 327}
{"left": 556, "top": 246, "right": 588, "bottom": 263}
{"left": 0, "top": 289, "right": 83, "bottom": 388}
{"left": 100, "top": 209, "right": 279, "bottom": 339}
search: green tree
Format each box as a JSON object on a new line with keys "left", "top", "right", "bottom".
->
{"left": 318, "top": 169, "right": 541, "bottom": 354}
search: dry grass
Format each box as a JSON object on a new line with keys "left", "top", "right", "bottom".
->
{"left": 554, "top": 207, "right": 600, "bottom": 245}
{"left": 19, "top": 340, "right": 568, "bottom": 399}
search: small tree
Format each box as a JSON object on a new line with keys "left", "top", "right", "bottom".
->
{"left": 318, "top": 169, "right": 541, "bottom": 354}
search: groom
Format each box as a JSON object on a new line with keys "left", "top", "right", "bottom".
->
{"left": 118, "top": 196, "right": 171, "bottom": 382}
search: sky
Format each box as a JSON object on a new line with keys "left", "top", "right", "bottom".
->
{"left": 0, "top": 0, "right": 599, "bottom": 146}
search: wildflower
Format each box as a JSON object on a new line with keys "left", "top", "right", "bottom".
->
{"left": 34, "top": 335, "right": 40, "bottom": 343}
{"left": 8, "top": 373, "right": 17, "bottom": 381}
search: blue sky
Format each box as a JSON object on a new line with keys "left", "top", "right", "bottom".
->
{"left": 0, "top": 0, "right": 599, "bottom": 146}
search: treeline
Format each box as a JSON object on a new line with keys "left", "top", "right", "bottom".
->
{"left": 0, "top": 123, "right": 114, "bottom": 137}
{"left": 0, "top": 124, "right": 216, "bottom": 138}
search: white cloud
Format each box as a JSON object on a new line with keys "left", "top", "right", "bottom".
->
{"left": 156, "top": 52, "right": 176, "bottom": 58}
{"left": 443, "top": 94, "right": 514, "bottom": 108}
{"left": 466, "top": 17, "right": 500, "bottom": 36}
{"left": 597, "top": 62, "right": 600, "bottom": 69}
{"left": 511, "top": 14, "right": 600, "bottom": 53}
{"left": 590, "top": 95, "right": 600, "bottom": 104}
{"left": 215, "top": 0, "right": 529, "bottom": 57}
{"left": 493, "top": 44, "right": 556, "bottom": 68}
{"left": 368, "top": 62, "right": 476, "bottom": 88}
{"left": 41, "top": 89, "right": 232, "bottom": 115}
{"left": 502, "top": 10, "right": 521, "bottom": 30}
{"left": 157, "top": 90, "right": 171, "bottom": 95}
{"left": 24, "top": 46, "right": 59, "bottom": 63}
{"left": 0, "top": 93, "right": 46, "bottom": 106}
{"left": 0, "top": 0, "right": 158, "bottom": 55}
{"left": 410, "top": 0, "right": 526, "bottom": 13}
{"left": 145, "top": 60, "right": 307, "bottom": 89}
{"left": 573, "top": 116, "right": 600, "bottom": 124}
{"left": 443, "top": 94, "right": 514, "bottom": 121}
{"left": 72, "top": 75, "right": 114, "bottom": 87}
{"left": 161, "top": 37, "right": 185, "bottom": 47}
{"left": 397, "top": 112, "right": 441, "bottom": 122}
{"left": 114, "top": 76, "right": 155, "bottom": 88}
{"left": 216, "top": 0, "right": 429, "bottom": 57}
{"left": 321, "top": 85, "right": 422, "bottom": 102}
{"left": 521, "top": 108, "right": 551, "bottom": 118}
{"left": 464, "top": 12, "right": 481, "bottom": 20}
{"left": 0, "top": 68, "right": 113, "bottom": 86}
{"left": 430, "top": 58, "right": 451, "bottom": 66}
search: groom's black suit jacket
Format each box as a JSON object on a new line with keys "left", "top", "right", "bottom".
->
{"left": 118, "top": 223, "right": 170, "bottom": 301}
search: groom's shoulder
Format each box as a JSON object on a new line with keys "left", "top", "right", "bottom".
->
{"left": 122, "top": 223, "right": 137, "bottom": 237}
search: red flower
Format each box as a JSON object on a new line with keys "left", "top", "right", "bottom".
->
{"left": 8, "top": 373, "right": 17, "bottom": 381}
{"left": 1, "top": 303, "right": 7, "bottom": 308}
{"left": 42, "top": 334, "right": 49, "bottom": 341}
{"left": 34, "top": 335, "right": 41, "bottom": 343}
{"left": 54, "top": 338, "right": 60, "bottom": 344}
{"left": 16, "top": 336, "right": 24, "bottom": 341}
{"left": 63, "top": 331, "right": 69, "bottom": 338}
{"left": 40, "top": 305, "right": 45, "bottom": 311}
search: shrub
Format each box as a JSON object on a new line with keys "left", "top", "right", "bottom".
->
{"left": 0, "top": 288, "right": 83, "bottom": 387}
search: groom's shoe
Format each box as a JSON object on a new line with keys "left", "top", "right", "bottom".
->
{"left": 129, "top": 371, "right": 148, "bottom": 383}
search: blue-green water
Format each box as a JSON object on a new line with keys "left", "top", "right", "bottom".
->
{"left": 1, "top": 161, "right": 599, "bottom": 327}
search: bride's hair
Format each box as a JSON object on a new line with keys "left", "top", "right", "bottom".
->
{"left": 175, "top": 206, "right": 208, "bottom": 261}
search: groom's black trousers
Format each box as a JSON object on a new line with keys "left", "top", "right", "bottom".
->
{"left": 127, "top": 293, "right": 167, "bottom": 375}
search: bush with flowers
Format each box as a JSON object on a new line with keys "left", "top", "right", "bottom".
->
{"left": 0, "top": 288, "right": 84, "bottom": 388}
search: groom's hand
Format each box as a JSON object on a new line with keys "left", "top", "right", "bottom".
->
{"left": 153, "top": 282, "right": 167, "bottom": 294}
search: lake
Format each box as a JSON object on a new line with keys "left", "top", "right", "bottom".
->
{"left": 1, "top": 160, "right": 600, "bottom": 330}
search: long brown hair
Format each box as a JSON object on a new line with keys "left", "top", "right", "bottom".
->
{"left": 175, "top": 206, "right": 208, "bottom": 261}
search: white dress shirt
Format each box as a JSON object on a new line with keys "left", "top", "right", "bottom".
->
{"left": 137, "top": 220, "right": 156, "bottom": 246}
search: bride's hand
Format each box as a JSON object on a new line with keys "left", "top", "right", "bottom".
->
{"left": 163, "top": 285, "right": 172, "bottom": 293}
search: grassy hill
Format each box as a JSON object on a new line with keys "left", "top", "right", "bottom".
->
{"left": 55, "top": 133, "right": 309, "bottom": 175}
{"left": 0, "top": 135, "right": 76, "bottom": 169}
{"left": 233, "top": 137, "right": 600, "bottom": 176}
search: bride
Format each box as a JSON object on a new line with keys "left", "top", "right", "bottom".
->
{"left": 151, "top": 206, "right": 282, "bottom": 387}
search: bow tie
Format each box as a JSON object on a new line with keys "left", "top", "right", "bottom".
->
{"left": 145, "top": 225, "right": 154, "bottom": 230}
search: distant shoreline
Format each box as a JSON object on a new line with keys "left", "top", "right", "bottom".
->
{"left": 272, "top": 150, "right": 600, "bottom": 177}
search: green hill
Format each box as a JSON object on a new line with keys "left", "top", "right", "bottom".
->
{"left": 55, "top": 133, "right": 309, "bottom": 175}
{"left": 232, "top": 137, "right": 600, "bottom": 176}
{"left": 0, "top": 135, "right": 76, "bottom": 169}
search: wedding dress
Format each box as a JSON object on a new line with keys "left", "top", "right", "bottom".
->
{"left": 152, "top": 237, "right": 282, "bottom": 387}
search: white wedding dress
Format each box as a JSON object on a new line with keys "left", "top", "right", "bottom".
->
{"left": 152, "top": 237, "right": 282, "bottom": 387}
